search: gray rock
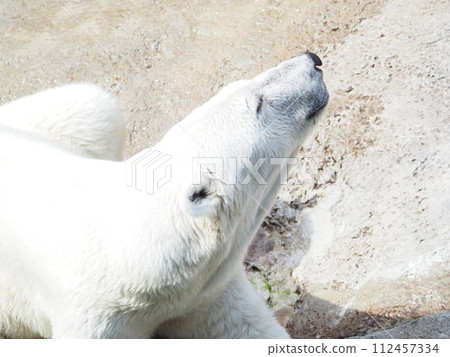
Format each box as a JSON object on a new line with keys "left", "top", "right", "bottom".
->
{"left": 353, "top": 311, "right": 450, "bottom": 339}
{"left": 249, "top": 0, "right": 449, "bottom": 339}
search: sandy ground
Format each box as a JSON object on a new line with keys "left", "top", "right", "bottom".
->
{"left": 0, "top": 0, "right": 386, "bottom": 157}
{"left": 1, "top": 0, "right": 449, "bottom": 338}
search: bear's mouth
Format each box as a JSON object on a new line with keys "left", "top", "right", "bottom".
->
{"left": 306, "top": 94, "right": 329, "bottom": 123}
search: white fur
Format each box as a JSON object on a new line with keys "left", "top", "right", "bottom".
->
{"left": 0, "top": 54, "right": 328, "bottom": 338}
{"left": 0, "top": 83, "right": 125, "bottom": 160}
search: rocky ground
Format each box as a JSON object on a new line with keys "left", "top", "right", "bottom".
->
{"left": 251, "top": 0, "right": 450, "bottom": 338}
{"left": 1, "top": 0, "right": 449, "bottom": 338}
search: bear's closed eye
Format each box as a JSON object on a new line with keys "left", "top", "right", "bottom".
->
{"left": 256, "top": 95, "right": 264, "bottom": 114}
{"left": 189, "top": 187, "right": 209, "bottom": 203}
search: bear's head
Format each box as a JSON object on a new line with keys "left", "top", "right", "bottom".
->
{"left": 155, "top": 53, "right": 328, "bottom": 259}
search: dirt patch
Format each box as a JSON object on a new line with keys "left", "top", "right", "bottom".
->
{"left": 288, "top": 272, "right": 450, "bottom": 338}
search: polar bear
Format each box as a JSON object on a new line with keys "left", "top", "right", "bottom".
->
{"left": 0, "top": 52, "right": 328, "bottom": 338}
{"left": 0, "top": 83, "right": 125, "bottom": 160}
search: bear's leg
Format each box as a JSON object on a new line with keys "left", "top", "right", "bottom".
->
{"left": 156, "top": 270, "right": 290, "bottom": 338}
{"left": 51, "top": 308, "right": 157, "bottom": 339}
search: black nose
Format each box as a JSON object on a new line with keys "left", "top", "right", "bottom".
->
{"left": 305, "top": 52, "right": 322, "bottom": 67}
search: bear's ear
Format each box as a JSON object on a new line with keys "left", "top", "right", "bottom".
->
{"left": 182, "top": 184, "right": 223, "bottom": 217}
